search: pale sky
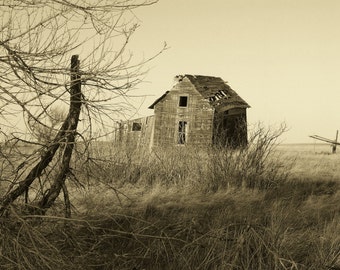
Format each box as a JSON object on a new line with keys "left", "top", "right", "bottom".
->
{"left": 127, "top": 0, "right": 340, "bottom": 143}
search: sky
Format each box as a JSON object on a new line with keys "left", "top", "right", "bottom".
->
{"left": 126, "top": 0, "right": 340, "bottom": 143}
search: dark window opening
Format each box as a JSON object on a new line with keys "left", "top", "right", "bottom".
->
{"left": 179, "top": 96, "right": 188, "bottom": 107}
{"left": 178, "top": 121, "right": 187, "bottom": 144}
{"left": 132, "top": 122, "right": 141, "bottom": 131}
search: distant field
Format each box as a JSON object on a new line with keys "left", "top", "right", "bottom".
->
{"left": 276, "top": 143, "right": 340, "bottom": 182}
{"left": 276, "top": 143, "right": 335, "bottom": 154}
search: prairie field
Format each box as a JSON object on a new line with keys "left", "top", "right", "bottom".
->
{"left": 277, "top": 143, "right": 340, "bottom": 180}
{"left": 1, "top": 141, "right": 339, "bottom": 269}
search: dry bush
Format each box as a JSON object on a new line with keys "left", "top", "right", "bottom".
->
{"left": 206, "top": 123, "right": 291, "bottom": 191}
{"left": 77, "top": 123, "right": 291, "bottom": 193}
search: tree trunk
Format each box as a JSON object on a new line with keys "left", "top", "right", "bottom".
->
{"left": 38, "top": 55, "right": 82, "bottom": 213}
{"left": 0, "top": 55, "right": 82, "bottom": 216}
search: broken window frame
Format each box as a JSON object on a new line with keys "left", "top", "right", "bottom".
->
{"left": 178, "top": 120, "right": 187, "bottom": 144}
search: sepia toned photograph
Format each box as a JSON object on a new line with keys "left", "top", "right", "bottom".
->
{"left": 0, "top": 0, "right": 339, "bottom": 269}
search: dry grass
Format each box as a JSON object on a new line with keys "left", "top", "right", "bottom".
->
{"left": 1, "top": 138, "right": 340, "bottom": 269}
{"left": 277, "top": 143, "right": 340, "bottom": 181}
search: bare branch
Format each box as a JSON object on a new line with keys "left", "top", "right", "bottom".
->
{"left": 0, "top": 0, "right": 162, "bottom": 215}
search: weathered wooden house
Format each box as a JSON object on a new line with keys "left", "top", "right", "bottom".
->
{"left": 116, "top": 75, "right": 250, "bottom": 149}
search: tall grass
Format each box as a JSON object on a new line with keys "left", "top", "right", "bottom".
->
{"left": 1, "top": 188, "right": 338, "bottom": 269}
{"left": 81, "top": 123, "right": 290, "bottom": 192}
{"left": 1, "top": 125, "right": 339, "bottom": 269}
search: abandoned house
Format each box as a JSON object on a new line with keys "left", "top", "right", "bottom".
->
{"left": 116, "top": 75, "right": 250, "bottom": 149}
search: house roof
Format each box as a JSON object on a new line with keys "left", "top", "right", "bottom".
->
{"left": 148, "top": 91, "right": 169, "bottom": 109}
{"left": 148, "top": 75, "right": 250, "bottom": 109}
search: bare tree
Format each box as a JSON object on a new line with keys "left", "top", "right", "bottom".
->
{"left": 0, "top": 0, "right": 164, "bottom": 216}
{"left": 27, "top": 107, "right": 67, "bottom": 144}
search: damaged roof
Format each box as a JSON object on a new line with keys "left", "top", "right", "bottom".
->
{"left": 148, "top": 91, "right": 169, "bottom": 109}
{"left": 149, "top": 74, "right": 250, "bottom": 109}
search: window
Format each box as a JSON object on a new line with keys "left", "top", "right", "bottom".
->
{"left": 179, "top": 96, "right": 188, "bottom": 107}
{"left": 178, "top": 121, "right": 187, "bottom": 144}
{"left": 132, "top": 122, "right": 141, "bottom": 131}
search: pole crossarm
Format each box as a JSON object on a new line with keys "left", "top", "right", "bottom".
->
{"left": 309, "top": 135, "right": 340, "bottom": 145}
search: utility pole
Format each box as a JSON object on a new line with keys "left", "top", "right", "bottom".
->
{"left": 332, "top": 130, "right": 338, "bottom": 154}
{"left": 309, "top": 130, "right": 340, "bottom": 154}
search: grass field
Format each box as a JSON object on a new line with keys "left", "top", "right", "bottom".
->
{"left": 277, "top": 143, "right": 340, "bottom": 182}
{"left": 1, "top": 142, "right": 339, "bottom": 269}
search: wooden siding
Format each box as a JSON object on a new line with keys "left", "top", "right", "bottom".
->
{"left": 153, "top": 77, "right": 215, "bottom": 147}
{"left": 115, "top": 115, "right": 154, "bottom": 150}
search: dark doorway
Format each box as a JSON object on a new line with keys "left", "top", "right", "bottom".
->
{"left": 213, "top": 110, "right": 247, "bottom": 147}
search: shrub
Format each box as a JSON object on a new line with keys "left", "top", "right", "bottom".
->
{"left": 75, "top": 123, "right": 291, "bottom": 193}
